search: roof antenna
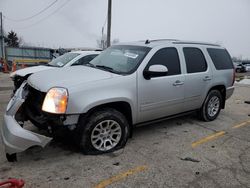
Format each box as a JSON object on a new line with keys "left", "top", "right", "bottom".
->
{"left": 145, "top": 39, "right": 150, "bottom": 44}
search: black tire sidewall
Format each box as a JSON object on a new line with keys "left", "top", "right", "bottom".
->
{"left": 78, "top": 108, "right": 129, "bottom": 155}
{"left": 202, "top": 90, "right": 222, "bottom": 121}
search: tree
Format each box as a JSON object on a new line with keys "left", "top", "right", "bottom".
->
{"left": 5, "top": 30, "right": 20, "bottom": 47}
{"left": 232, "top": 56, "right": 243, "bottom": 62}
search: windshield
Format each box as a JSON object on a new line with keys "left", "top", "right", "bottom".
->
{"left": 49, "top": 53, "right": 80, "bottom": 67}
{"left": 89, "top": 45, "right": 151, "bottom": 74}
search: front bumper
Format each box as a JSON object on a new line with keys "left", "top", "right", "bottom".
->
{"left": 226, "top": 86, "right": 234, "bottom": 100}
{"left": 1, "top": 82, "right": 52, "bottom": 155}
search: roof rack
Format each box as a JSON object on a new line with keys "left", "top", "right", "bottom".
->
{"left": 144, "top": 39, "right": 179, "bottom": 44}
{"left": 150, "top": 39, "right": 180, "bottom": 42}
{"left": 173, "top": 41, "right": 220, "bottom": 47}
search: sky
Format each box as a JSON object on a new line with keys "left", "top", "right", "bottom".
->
{"left": 0, "top": 0, "right": 250, "bottom": 59}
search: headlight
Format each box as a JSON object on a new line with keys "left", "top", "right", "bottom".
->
{"left": 42, "top": 87, "right": 68, "bottom": 114}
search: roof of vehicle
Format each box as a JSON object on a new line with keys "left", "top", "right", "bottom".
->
{"left": 69, "top": 50, "right": 101, "bottom": 55}
{"left": 116, "top": 39, "right": 223, "bottom": 48}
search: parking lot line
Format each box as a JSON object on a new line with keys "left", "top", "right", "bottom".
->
{"left": 232, "top": 120, "right": 250, "bottom": 129}
{"left": 94, "top": 165, "right": 148, "bottom": 188}
{"left": 192, "top": 131, "right": 226, "bottom": 148}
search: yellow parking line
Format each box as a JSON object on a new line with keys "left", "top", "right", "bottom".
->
{"left": 94, "top": 165, "right": 148, "bottom": 188}
{"left": 192, "top": 131, "right": 226, "bottom": 148}
{"left": 232, "top": 120, "right": 250, "bottom": 129}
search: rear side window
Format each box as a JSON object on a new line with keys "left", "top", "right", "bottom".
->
{"left": 207, "top": 48, "right": 233, "bottom": 70}
{"left": 147, "top": 47, "right": 181, "bottom": 76}
{"left": 183, "top": 47, "right": 207, "bottom": 73}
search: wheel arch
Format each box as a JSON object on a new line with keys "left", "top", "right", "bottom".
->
{"left": 207, "top": 85, "right": 226, "bottom": 109}
{"left": 80, "top": 100, "right": 134, "bottom": 136}
{"left": 88, "top": 101, "right": 132, "bottom": 122}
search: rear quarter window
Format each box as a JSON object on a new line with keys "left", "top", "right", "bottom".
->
{"left": 207, "top": 48, "right": 233, "bottom": 70}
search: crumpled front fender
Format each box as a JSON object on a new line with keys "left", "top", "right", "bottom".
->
{"left": 1, "top": 82, "right": 52, "bottom": 155}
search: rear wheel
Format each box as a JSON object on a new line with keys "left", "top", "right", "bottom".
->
{"left": 199, "top": 90, "right": 222, "bottom": 121}
{"left": 77, "top": 108, "right": 129, "bottom": 154}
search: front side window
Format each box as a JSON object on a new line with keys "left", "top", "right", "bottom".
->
{"left": 207, "top": 48, "right": 233, "bottom": 70}
{"left": 183, "top": 47, "right": 207, "bottom": 73}
{"left": 146, "top": 47, "right": 181, "bottom": 76}
{"left": 90, "top": 45, "right": 151, "bottom": 74}
{"left": 49, "top": 53, "right": 80, "bottom": 67}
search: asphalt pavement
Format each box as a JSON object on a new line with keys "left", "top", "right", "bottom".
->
{"left": 0, "top": 72, "right": 250, "bottom": 188}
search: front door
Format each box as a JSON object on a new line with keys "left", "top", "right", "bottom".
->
{"left": 137, "top": 47, "right": 185, "bottom": 123}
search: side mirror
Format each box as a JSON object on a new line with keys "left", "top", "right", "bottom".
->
{"left": 143, "top": 64, "right": 168, "bottom": 80}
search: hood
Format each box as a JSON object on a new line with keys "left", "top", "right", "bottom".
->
{"left": 10, "top": 65, "right": 55, "bottom": 78}
{"left": 28, "top": 66, "right": 118, "bottom": 92}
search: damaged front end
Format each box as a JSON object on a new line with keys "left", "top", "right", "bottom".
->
{"left": 1, "top": 82, "right": 53, "bottom": 162}
{"left": 1, "top": 81, "right": 80, "bottom": 162}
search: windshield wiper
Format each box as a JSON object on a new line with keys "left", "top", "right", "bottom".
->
{"left": 84, "top": 62, "right": 95, "bottom": 67}
{"left": 95, "top": 65, "right": 115, "bottom": 72}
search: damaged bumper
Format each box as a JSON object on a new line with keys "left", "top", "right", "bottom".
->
{"left": 1, "top": 82, "right": 52, "bottom": 155}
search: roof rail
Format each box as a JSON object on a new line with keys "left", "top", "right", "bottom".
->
{"left": 173, "top": 41, "right": 220, "bottom": 47}
{"left": 149, "top": 39, "right": 180, "bottom": 42}
{"left": 142, "top": 39, "right": 180, "bottom": 44}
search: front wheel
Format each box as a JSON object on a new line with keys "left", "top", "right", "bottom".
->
{"left": 198, "top": 90, "right": 222, "bottom": 122}
{"left": 6, "top": 153, "right": 17, "bottom": 162}
{"left": 77, "top": 108, "right": 129, "bottom": 154}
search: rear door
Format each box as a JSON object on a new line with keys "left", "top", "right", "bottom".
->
{"left": 181, "top": 47, "right": 212, "bottom": 111}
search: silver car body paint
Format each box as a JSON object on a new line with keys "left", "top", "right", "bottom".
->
{"left": 1, "top": 82, "right": 52, "bottom": 154}
{"left": 10, "top": 65, "right": 54, "bottom": 78}
{"left": 1, "top": 40, "right": 235, "bottom": 155}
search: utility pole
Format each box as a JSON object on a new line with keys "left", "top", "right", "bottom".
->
{"left": 107, "top": 0, "right": 112, "bottom": 47}
{"left": 0, "top": 12, "right": 5, "bottom": 59}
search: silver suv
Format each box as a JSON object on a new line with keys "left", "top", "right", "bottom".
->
{"left": 1, "top": 39, "right": 235, "bottom": 161}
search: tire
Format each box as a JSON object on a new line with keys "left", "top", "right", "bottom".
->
{"left": 6, "top": 153, "right": 17, "bottom": 162}
{"left": 236, "top": 68, "right": 240, "bottom": 73}
{"left": 77, "top": 108, "right": 129, "bottom": 155}
{"left": 198, "top": 90, "right": 222, "bottom": 122}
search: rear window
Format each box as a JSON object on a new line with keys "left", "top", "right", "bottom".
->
{"left": 207, "top": 48, "right": 233, "bottom": 70}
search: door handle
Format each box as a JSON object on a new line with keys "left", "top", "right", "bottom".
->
{"left": 203, "top": 76, "right": 212, "bottom": 81}
{"left": 173, "top": 80, "right": 184, "bottom": 86}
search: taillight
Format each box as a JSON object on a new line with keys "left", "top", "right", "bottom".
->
{"left": 232, "top": 69, "right": 235, "bottom": 86}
